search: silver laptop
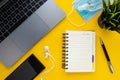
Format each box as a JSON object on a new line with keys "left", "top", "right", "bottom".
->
{"left": 0, "top": 0, "right": 65, "bottom": 68}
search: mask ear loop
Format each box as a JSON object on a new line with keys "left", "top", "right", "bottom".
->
{"left": 67, "top": 6, "right": 86, "bottom": 27}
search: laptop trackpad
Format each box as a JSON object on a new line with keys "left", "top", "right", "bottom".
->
{"left": 0, "top": 37, "right": 23, "bottom": 68}
{"left": 10, "top": 13, "right": 50, "bottom": 52}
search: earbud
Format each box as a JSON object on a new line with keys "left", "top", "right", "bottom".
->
{"left": 44, "top": 46, "right": 50, "bottom": 58}
{"left": 40, "top": 46, "right": 55, "bottom": 80}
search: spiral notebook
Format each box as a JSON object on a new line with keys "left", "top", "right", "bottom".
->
{"left": 62, "top": 31, "right": 95, "bottom": 72}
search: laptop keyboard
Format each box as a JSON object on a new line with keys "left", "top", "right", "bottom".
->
{"left": 0, "top": 0, "right": 47, "bottom": 43}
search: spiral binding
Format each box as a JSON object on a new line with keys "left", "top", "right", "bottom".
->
{"left": 62, "top": 33, "right": 69, "bottom": 69}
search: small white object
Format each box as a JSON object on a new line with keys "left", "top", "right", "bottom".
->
{"left": 44, "top": 46, "right": 50, "bottom": 58}
{"left": 40, "top": 46, "right": 56, "bottom": 80}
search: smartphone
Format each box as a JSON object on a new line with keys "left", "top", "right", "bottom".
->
{"left": 5, "top": 54, "right": 45, "bottom": 80}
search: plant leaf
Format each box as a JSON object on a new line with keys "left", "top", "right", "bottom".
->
{"left": 102, "top": 0, "right": 107, "bottom": 9}
{"left": 114, "top": 0, "right": 119, "bottom": 5}
{"left": 103, "top": 24, "right": 107, "bottom": 29}
{"left": 118, "top": 25, "right": 120, "bottom": 28}
{"left": 112, "top": 19, "right": 119, "bottom": 23}
{"left": 106, "top": 26, "right": 111, "bottom": 30}
{"left": 118, "top": 15, "right": 120, "bottom": 20}
{"left": 114, "top": 11, "right": 120, "bottom": 17}
{"left": 117, "top": 3, "right": 120, "bottom": 11}
{"left": 109, "top": 11, "right": 120, "bottom": 19}
{"left": 103, "top": 8, "right": 106, "bottom": 15}
{"left": 108, "top": 0, "right": 111, "bottom": 7}
{"left": 113, "top": 4, "right": 117, "bottom": 13}
{"left": 116, "top": 25, "right": 120, "bottom": 33}
{"left": 109, "top": 21, "right": 116, "bottom": 27}
{"left": 110, "top": 5, "right": 115, "bottom": 12}
{"left": 109, "top": 13, "right": 115, "bottom": 19}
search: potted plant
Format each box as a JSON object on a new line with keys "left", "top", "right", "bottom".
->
{"left": 98, "top": 0, "right": 120, "bottom": 33}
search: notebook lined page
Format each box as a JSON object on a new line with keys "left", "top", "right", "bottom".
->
{"left": 65, "top": 31, "right": 95, "bottom": 72}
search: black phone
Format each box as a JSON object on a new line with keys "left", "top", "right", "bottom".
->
{"left": 5, "top": 54, "right": 45, "bottom": 80}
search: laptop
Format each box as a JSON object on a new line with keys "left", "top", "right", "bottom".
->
{"left": 0, "top": 0, "right": 65, "bottom": 68}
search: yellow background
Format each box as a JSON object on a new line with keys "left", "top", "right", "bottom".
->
{"left": 0, "top": 0, "right": 120, "bottom": 80}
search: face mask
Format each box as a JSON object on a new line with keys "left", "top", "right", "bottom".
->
{"left": 72, "top": 0, "right": 103, "bottom": 21}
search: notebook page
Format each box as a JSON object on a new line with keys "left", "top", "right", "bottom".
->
{"left": 65, "top": 31, "right": 95, "bottom": 72}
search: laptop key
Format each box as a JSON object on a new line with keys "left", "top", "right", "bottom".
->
{"left": 0, "top": 31, "right": 1, "bottom": 35}
{"left": 22, "top": 3, "right": 27, "bottom": 7}
{"left": 0, "top": 23, "right": 4, "bottom": 28}
{"left": 35, "top": 0, "right": 39, "bottom": 2}
{"left": 8, "top": 21, "right": 13, "bottom": 26}
{"left": 0, "top": 11, "right": 3, "bottom": 16}
{"left": 3, "top": 13, "right": 8, "bottom": 19}
{"left": 0, "top": 17, "right": 3, "bottom": 22}
{"left": 6, "top": 10, "right": 12, "bottom": 15}
{"left": 11, "top": 13, "right": 16, "bottom": 17}
{"left": 39, "top": 1, "right": 43, "bottom": 6}
{"left": 3, "top": 31, "right": 9, "bottom": 37}
{"left": 10, "top": 7, "right": 16, "bottom": 12}
{"left": 27, "top": 5, "right": 32, "bottom": 9}
{"left": 18, "top": 0, "right": 22, "bottom": 4}
{"left": 12, "top": 18, "right": 17, "bottom": 23}
{"left": 20, "top": 11, "right": 25, "bottom": 16}
{"left": 14, "top": 3, "right": 19, "bottom": 8}
{"left": 8, "top": 1, "right": 14, "bottom": 6}
{"left": 3, "top": 20, "right": 8, "bottom": 24}
{"left": 35, "top": 4, "right": 40, "bottom": 9}
{"left": 27, "top": 11, "right": 32, "bottom": 16}
{"left": 7, "top": 16, "right": 12, "bottom": 21}
{"left": 31, "top": 7, "right": 36, "bottom": 12}
{"left": 23, "top": 8, "right": 28, "bottom": 13}
{"left": 1, "top": 28, "right": 6, "bottom": 33}
{"left": 18, "top": 6, "right": 23, "bottom": 11}
{"left": 26, "top": 0, "right": 30, "bottom": 4}
{"left": 16, "top": 15, "right": 21, "bottom": 20}
{"left": 0, "top": 36, "right": 5, "bottom": 42}
{"left": 15, "top": 10, "right": 19, "bottom": 14}
{"left": 31, "top": 2, "right": 35, "bottom": 6}
{"left": 43, "top": 0, "right": 47, "bottom": 2}
{"left": 4, "top": 25, "right": 10, "bottom": 29}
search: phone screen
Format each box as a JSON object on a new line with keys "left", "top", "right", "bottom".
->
{"left": 5, "top": 54, "right": 45, "bottom": 80}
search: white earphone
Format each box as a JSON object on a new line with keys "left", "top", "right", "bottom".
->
{"left": 44, "top": 46, "right": 50, "bottom": 58}
{"left": 40, "top": 46, "right": 55, "bottom": 80}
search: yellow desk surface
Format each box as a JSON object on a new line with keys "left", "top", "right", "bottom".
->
{"left": 0, "top": 0, "right": 120, "bottom": 80}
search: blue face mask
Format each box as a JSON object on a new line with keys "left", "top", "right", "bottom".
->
{"left": 72, "top": 0, "right": 103, "bottom": 21}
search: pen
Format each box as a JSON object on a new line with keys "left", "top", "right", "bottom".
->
{"left": 100, "top": 38, "right": 114, "bottom": 74}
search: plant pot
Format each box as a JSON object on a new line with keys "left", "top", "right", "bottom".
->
{"left": 98, "top": 12, "right": 116, "bottom": 31}
{"left": 98, "top": 0, "right": 120, "bottom": 33}
{"left": 98, "top": 13, "right": 119, "bottom": 33}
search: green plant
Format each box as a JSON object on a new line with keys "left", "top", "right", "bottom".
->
{"left": 99, "top": 0, "right": 120, "bottom": 33}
